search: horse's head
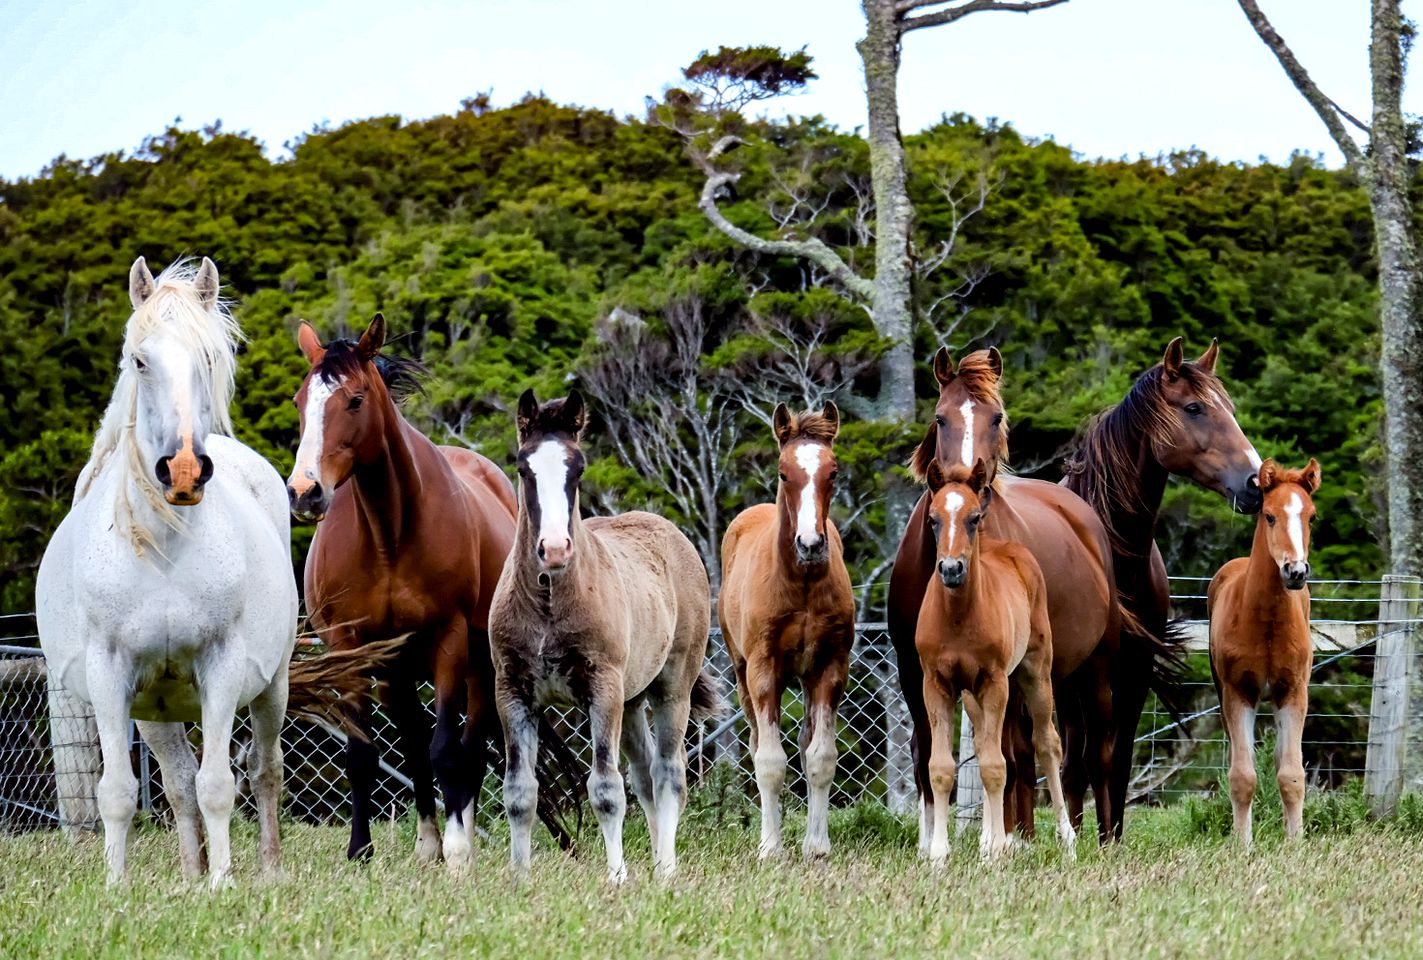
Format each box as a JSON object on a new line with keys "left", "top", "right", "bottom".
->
{"left": 1257, "top": 458, "right": 1321, "bottom": 590}
{"left": 925, "top": 458, "right": 994, "bottom": 589}
{"left": 771, "top": 401, "right": 841, "bottom": 566}
{"left": 125, "top": 256, "right": 233, "bottom": 506}
{"left": 288, "top": 314, "right": 420, "bottom": 522}
{"left": 1147, "top": 337, "right": 1263, "bottom": 513}
{"left": 514, "top": 388, "right": 588, "bottom": 574}
{"left": 909, "top": 347, "right": 1007, "bottom": 488}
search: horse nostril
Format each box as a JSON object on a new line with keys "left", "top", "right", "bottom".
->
{"left": 197, "top": 455, "right": 214, "bottom": 485}
{"left": 1247, "top": 474, "right": 1260, "bottom": 489}
{"left": 537, "top": 543, "right": 547, "bottom": 560}
{"left": 155, "top": 458, "right": 172, "bottom": 486}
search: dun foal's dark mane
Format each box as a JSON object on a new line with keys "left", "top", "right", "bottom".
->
{"left": 314, "top": 338, "right": 426, "bottom": 403}
{"left": 908, "top": 350, "right": 1009, "bottom": 483}
{"left": 522, "top": 397, "right": 584, "bottom": 441}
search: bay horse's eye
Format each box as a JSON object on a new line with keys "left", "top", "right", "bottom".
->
{"left": 1266, "top": 514, "right": 1276, "bottom": 526}
{"left": 348, "top": 395, "right": 364, "bottom": 411}
{"left": 1184, "top": 402, "right": 1204, "bottom": 417}
{"left": 991, "top": 413, "right": 1004, "bottom": 427}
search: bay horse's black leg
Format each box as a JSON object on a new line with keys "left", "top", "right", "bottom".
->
{"left": 386, "top": 673, "right": 440, "bottom": 861}
{"left": 345, "top": 698, "right": 378, "bottom": 861}
{"left": 430, "top": 673, "right": 471, "bottom": 865}
{"left": 1108, "top": 644, "right": 1152, "bottom": 841}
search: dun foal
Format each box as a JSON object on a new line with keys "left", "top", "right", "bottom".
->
{"left": 1208, "top": 458, "right": 1320, "bottom": 845}
{"left": 490, "top": 390, "right": 724, "bottom": 883}
{"left": 719, "top": 403, "right": 855, "bottom": 860}
{"left": 916, "top": 460, "right": 1074, "bottom": 863}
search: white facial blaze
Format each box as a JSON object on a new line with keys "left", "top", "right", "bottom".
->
{"left": 1284, "top": 492, "right": 1305, "bottom": 561}
{"left": 1245, "top": 444, "right": 1263, "bottom": 471}
{"left": 942, "top": 491, "right": 965, "bottom": 552}
{"left": 153, "top": 338, "right": 197, "bottom": 441}
{"left": 958, "top": 400, "right": 975, "bottom": 467}
{"left": 528, "top": 440, "right": 572, "bottom": 548}
{"left": 793, "top": 443, "right": 823, "bottom": 546}
{"left": 293, "top": 376, "right": 337, "bottom": 485}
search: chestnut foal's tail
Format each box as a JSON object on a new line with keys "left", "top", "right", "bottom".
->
{"left": 284, "top": 635, "right": 409, "bottom": 739}
{"left": 690, "top": 665, "right": 732, "bottom": 724}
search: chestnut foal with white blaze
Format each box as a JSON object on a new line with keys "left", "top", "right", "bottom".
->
{"left": 1208, "top": 458, "right": 1321, "bottom": 845}
{"left": 916, "top": 459, "right": 1074, "bottom": 863}
{"left": 490, "top": 390, "right": 724, "bottom": 883}
{"left": 720, "top": 403, "right": 855, "bottom": 860}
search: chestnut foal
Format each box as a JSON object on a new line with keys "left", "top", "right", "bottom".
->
{"left": 1208, "top": 458, "right": 1320, "bottom": 845}
{"left": 916, "top": 459, "right": 1074, "bottom": 863}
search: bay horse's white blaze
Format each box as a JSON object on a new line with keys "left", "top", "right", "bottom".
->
{"left": 291, "top": 375, "right": 337, "bottom": 492}
{"left": 793, "top": 442, "right": 823, "bottom": 548}
{"left": 958, "top": 400, "right": 975, "bottom": 466}
{"left": 528, "top": 439, "right": 572, "bottom": 560}
{"left": 37, "top": 257, "right": 297, "bottom": 888}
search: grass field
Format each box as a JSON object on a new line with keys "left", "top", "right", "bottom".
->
{"left": 5, "top": 787, "right": 1423, "bottom": 960}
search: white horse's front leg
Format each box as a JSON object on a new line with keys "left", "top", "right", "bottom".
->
{"left": 88, "top": 649, "right": 137, "bottom": 885}
{"left": 196, "top": 659, "right": 242, "bottom": 889}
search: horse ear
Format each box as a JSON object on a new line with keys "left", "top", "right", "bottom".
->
{"left": 969, "top": 457, "right": 992, "bottom": 496}
{"left": 1300, "top": 457, "right": 1322, "bottom": 494}
{"left": 1258, "top": 457, "right": 1279, "bottom": 491}
{"left": 296, "top": 321, "right": 325, "bottom": 365}
{"left": 924, "top": 457, "right": 947, "bottom": 493}
{"left": 986, "top": 346, "right": 1003, "bottom": 379}
{"left": 1196, "top": 338, "right": 1219, "bottom": 375}
{"left": 562, "top": 389, "right": 588, "bottom": 436}
{"left": 516, "top": 389, "right": 539, "bottom": 438}
{"left": 1162, "top": 337, "right": 1185, "bottom": 381}
{"left": 821, "top": 400, "right": 840, "bottom": 439}
{"left": 772, "top": 403, "right": 793, "bottom": 446}
{"left": 194, "top": 257, "right": 220, "bottom": 307}
{"left": 357, "top": 313, "right": 386, "bottom": 359}
{"left": 932, "top": 347, "right": 955, "bottom": 387}
{"left": 129, "top": 257, "right": 155, "bottom": 309}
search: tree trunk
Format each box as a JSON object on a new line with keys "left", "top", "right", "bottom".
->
{"left": 859, "top": 0, "right": 918, "bottom": 425}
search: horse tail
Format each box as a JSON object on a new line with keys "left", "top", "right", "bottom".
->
{"left": 690, "top": 664, "right": 731, "bottom": 724}
{"left": 1117, "top": 597, "right": 1191, "bottom": 723}
{"left": 533, "top": 714, "right": 585, "bottom": 853}
{"left": 283, "top": 635, "right": 408, "bottom": 740}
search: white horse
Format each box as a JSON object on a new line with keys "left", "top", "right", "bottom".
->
{"left": 36, "top": 257, "right": 298, "bottom": 887}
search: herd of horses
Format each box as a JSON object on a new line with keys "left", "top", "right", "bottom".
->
{"left": 35, "top": 257, "right": 1320, "bottom": 887}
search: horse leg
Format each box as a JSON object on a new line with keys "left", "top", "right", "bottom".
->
{"left": 621, "top": 698, "right": 660, "bottom": 862}
{"left": 801, "top": 659, "right": 847, "bottom": 861}
{"left": 247, "top": 668, "right": 287, "bottom": 874}
{"left": 1107, "top": 644, "right": 1149, "bottom": 842}
{"left": 746, "top": 657, "right": 787, "bottom": 860}
{"left": 968, "top": 672, "right": 1011, "bottom": 862}
{"left": 922, "top": 674, "right": 956, "bottom": 866}
{"left": 1081, "top": 648, "right": 1116, "bottom": 845}
{"left": 86, "top": 647, "right": 138, "bottom": 884}
{"left": 343, "top": 694, "right": 379, "bottom": 862}
{"left": 386, "top": 673, "right": 440, "bottom": 862}
{"left": 136, "top": 720, "right": 206, "bottom": 879}
{"left": 586, "top": 673, "right": 629, "bottom": 884}
{"left": 1057, "top": 679, "right": 1088, "bottom": 832}
{"left": 462, "top": 629, "right": 498, "bottom": 840}
{"left": 194, "top": 662, "right": 241, "bottom": 889}
{"left": 497, "top": 684, "right": 540, "bottom": 877}
{"left": 1221, "top": 685, "right": 1258, "bottom": 846}
{"left": 648, "top": 685, "right": 692, "bottom": 879}
{"left": 431, "top": 627, "right": 473, "bottom": 870}
{"left": 1018, "top": 643, "right": 1075, "bottom": 858}
{"left": 1004, "top": 696, "right": 1035, "bottom": 842}
{"left": 1275, "top": 678, "right": 1307, "bottom": 841}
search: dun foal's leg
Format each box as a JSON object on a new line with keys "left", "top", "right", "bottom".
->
{"left": 385, "top": 675, "right": 441, "bottom": 863}
{"left": 620, "top": 699, "right": 660, "bottom": 861}
{"left": 922, "top": 675, "right": 957, "bottom": 866}
{"left": 586, "top": 674, "right": 629, "bottom": 884}
{"left": 195, "top": 659, "right": 242, "bottom": 889}
{"left": 498, "top": 688, "right": 540, "bottom": 876}
{"left": 1220, "top": 686, "right": 1259, "bottom": 846}
{"left": 746, "top": 658, "right": 788, "bottom": 860}
{"left": 968, "top": 673, "right": 1011, "bottom": 862}
{"left": 1017, "top": 644, "right": 1076, "bottom": 857}
{"left": 247, "top": 669, "right": 288, "bottom": 874}
{"left": 136, "top": 721, "right": 206, "bottom": 879}
{"left": 648, "top": 687, "right": 693, "bottom": 879}
{"left": 802, "top": 661, "right": 847, "bottom": 861}
{"left": 1275, "top": 679, "right": 1308, "bottom": 841}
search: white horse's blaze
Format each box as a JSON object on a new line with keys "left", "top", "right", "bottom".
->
{"left": 528, "top": 440, "right": 572, "bottom": 548}
{"left": 1284, "top": 492, "right": 1305, "bottom": 561}
{"left": 958, "top": 400, "right": 975, "bottom": 466}
{"left": 942, "top": 491, "right": 965, "bottom": 552}
{"left": 793, "top": 443, "right": 823, "bottom": 546}
{"left": 293, "top": 376, "right": 337, "bottom": 488}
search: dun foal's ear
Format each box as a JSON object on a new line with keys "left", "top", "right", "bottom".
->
{"left": 932, "top": 347, "right": 955, "bottom": 387}
{"left": 562, "top": 389, "right": 588, "bottom": 436}
{"left": 1258, "top": 458, "right": 1279, "bottom": 491}
{"left": 296, "top": 321, "right": 325, "bottom": 365}
{"left": 129, "top": 256, "right": 156, "bottom": 309}
{"left": 772, "top": 403, "right": 793, "bottom": 447}
{"left": 1162, "top": 337, "right": 1185, "bottom": 381}
{"left": 1300, "top": 457, "right": 1322, "bottom": 494}
{"left": 516, "top": 389, "right": 539, "bottom": 438}
{"left": 194, "top": 257, "right": 220, "bottom": 307}
{"left": 1196, "top": 338, "right": 1220, "bottom": 375}
{"left": 986, "top": 346, "right": 1003, "bottom": 379}
{"left": 357, "top": 313, "right": 387, "bottom": 359}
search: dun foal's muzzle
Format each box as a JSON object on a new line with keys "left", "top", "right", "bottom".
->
{"left": 1282, "top": 561, "right": 1310, "bottom": 590}
{"left": 795, "top": 533, "right": 828, "bottom": 565}
{"left": 287, "top": 480, "right": 329, "bottom": 523}
{"left": 938, "top": 557, "right": 967, "bottom": 588}
{"left": 539, "top": 537, "right": 573, "bottom": 571}
{"left": 155, "top": 445, "right": 213, "bottom": 505}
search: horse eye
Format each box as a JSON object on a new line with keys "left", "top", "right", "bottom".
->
{"left": 132, "top": 356, "right": 147, "bottom": 372}
{"left": 779, "top": 472, "right": 788, "bottom": 483}
{"left": 991, "top": 413, "right": 1004, "bottom": 427}
{"left": 934, "top": 416, "right": 945, "bottom": 427}
{"left": 1266, "top": 514, "right": 1276, "bottom": 526}
{"left": 967, "top": 514, "right": 980, "bottom": 527}
{"left": 829, "top": 470, "right": 839, "bottom": 482}
{"left": 1185, "top": 402, "right": 1203, "bottom": 417}
{"left": 348, "top": 395, "right": 364, "bottom": 411}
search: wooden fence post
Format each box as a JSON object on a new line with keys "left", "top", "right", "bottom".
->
{"left": 1365, "top": 574, "right": 1421, "bottom": 816}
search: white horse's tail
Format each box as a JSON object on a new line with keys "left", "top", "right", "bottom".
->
{"left": 284, "top": 635, "right": 409, "bottom": 739}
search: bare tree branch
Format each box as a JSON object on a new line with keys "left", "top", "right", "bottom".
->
{"left": 900, "top": 0, "right": 1071, "bottom": 34}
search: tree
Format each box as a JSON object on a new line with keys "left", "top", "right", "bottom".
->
{"left": 1237, "top": 0, "right": 1423, "bottom": 577}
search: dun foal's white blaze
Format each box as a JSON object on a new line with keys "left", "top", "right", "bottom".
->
{"left": 792, "top": 442, "right": 824, "bottom": 550}
{"left": 528, "top": 439, "right": 573, "bottom": 568}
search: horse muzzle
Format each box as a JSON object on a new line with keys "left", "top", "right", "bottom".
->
{"left": 1227, "top": 473, "right": 1263, "bottom": 514}
{"left": 1281, "top": 561, "right": 1310, "bottom": 591}
{"left": 156, "top": 447, "right": 213, "bottom": 506}
{"left": 287, "top": 480, "right": 329, "bottom": 523}
{"left": 795, "top": 534, "right": 828, "bottom": 566}
{"left": 938, "top": 557, "right": 967, "bottom": 589}
{"left": 538, "top": 537, "right": 573, "bottom": 572}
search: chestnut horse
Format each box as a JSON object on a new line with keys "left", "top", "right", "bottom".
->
{"left": 1063, "top": 337, "right": 1263, "bottom": 837}
{"left": 891, "top": 348, "right": 1122, "bottom": 846}
{"left": 288, "top": 314, "right": 516, "bottom": 866}
{"left": 719, "top": 403, "right": 856, "bottom": 860}
{"left": 490, "top": 390, "right": 724, "bottom": 884}
{"left": 1208, "top": 458, "right": 1320, "bottom": 845}
{"left": 917, "top": 459, "right": 1074, "bottom": 863}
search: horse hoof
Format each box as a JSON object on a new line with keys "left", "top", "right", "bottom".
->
{"left": 415, "top": 820, "right": 442, "bottom": 863}
{"left": 802, "top": 841, "right": 831, "bottom": 862}
{"left": 654, "top": 861, "right": 677, "bottom": 882}
{"left": 606, "top": 865, "right": 628, "bottom": 886}
{"left": 346, "top": 842, "right": 374, "bottom": 864}
{"left": 208, "top": 871, "right": 233, "bottom": 892}
{"left": 757, "top": 843, "right": 786, "bottom": 862}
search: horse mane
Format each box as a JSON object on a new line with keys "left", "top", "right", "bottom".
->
{"left": 525, "top": 396, "right": 585, "bottom": 439}
{"left": 907, "top": 349, "right": 1009, "bottom": 483}
{"left": 313, "top": 338, "right": 426, "bottom": 403}
{"left": 781, "top": 409, "right": 838, "bottom": 445}
{"left": 76, "top": 259, "right": 243, "bottom": 552}
{"left": 1063, "top": 360, "right": 1229, "bottom": 550}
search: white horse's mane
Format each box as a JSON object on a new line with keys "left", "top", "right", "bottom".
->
{"left": 76, "top": 259, "right": 243, "bottom": 552}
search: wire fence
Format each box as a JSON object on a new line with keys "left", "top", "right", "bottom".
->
{"left": 2, "top": 576, "right": 1419, "bottom": 834}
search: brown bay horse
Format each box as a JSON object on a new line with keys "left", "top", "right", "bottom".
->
{"left": 890, "top": 348, "right": 1122, "bottom": 847}
{"left": 490, "top": 390, "right": 725, "bottom": 883}
{"left": 1209, "top": 458, "right": 1320, "bottom": 844}
{"left": 917, "top": 459, "right": 1074, "bottom": 862}
{"left": 287, "top": 314, "right": 516, "bottom": 866}
{"left": 1063, "top": 337, "right": 1263, "bottom": 838}
{"left": 719, "top": 403, "right": 856, "bottom": 860}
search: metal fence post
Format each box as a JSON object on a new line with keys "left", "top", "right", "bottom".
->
{"left": 1365, "top": 574, "right": 1420, "bottom": 815}
{"left": 955, "top": 707, "right": 982, "bottom": 834}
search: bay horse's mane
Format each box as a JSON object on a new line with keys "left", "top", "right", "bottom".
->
{"left": 313, "top": 338, "right": 426, "bottom": 403}
{"left": 781, "top": 409, "right": 839, "bottom": 445}
{"left": 907, "top": 349, "right": 1009, "bottom": 483}
{"left": 1063, "top": 359, "right": 1229, "bottom": 547}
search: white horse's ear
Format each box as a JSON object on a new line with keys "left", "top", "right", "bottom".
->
{"left": 195, "top": 257, "right": 220, "bottom": 306}
{"left": 129, "top": 257, "right": 156, "bottom": 309}
{"left": 297, "top": 321, "right": 325, "bottom": 365}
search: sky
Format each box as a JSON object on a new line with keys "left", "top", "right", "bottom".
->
{"left": 0, "top": 0, "right": 1413, "bottom": 181}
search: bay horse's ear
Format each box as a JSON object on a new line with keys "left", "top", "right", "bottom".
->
{"left": 932, "top": 347, "right": 955, "bottom": 387}
{"left": 772, "top": 403, "right": 793, "bottom": 447}
{"left": 1258, "top": 457, "right": 1279, "bottom": 491}
{"left": 1162, "top": 337, "right": 1185, "bottom": 381}
{"left": 129, "top": 256, "right": 156, "bottom": 309}
{"left": 1196, "top": 338, "right": 1219, "bottom": 375}
{"left": 924, "top": 457, "right": 947, "bottom": 493}
{"left": 562, "top": 389, "right": 588, "bottom": 437}
{"left": 296, "top": 321, "right": 325, "bottom": 365}
{"left": 516, "top": 388, "right": 539, "bottom": 438}
{"left": 821, "top": 400, "right": 840, "bottom": 439}
{"left": 1300, "top": 457, "right": 1322, "bottom": 494}
{"left": 194, "top": 257, "right": 220, "bottom": 307}
{"left": 357, "top": 313, "right": 387, "bottom": 359}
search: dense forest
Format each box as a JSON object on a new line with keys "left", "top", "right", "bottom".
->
{"left": 0, "top": 95, "right": 1392, "bottom": 615}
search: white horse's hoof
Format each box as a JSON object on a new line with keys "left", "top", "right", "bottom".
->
{"left": 208, "top": 871, "right": 233, "bottom": 892}
{"left": 757, "top": 842, "right": 786, "bottom": 862}
{"left": 606, "top": 864, "right": 628, "bottom": 886}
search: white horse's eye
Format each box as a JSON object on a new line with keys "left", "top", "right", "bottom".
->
{"left": 132, "top": 355, "right": 147, "bottom": 372}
